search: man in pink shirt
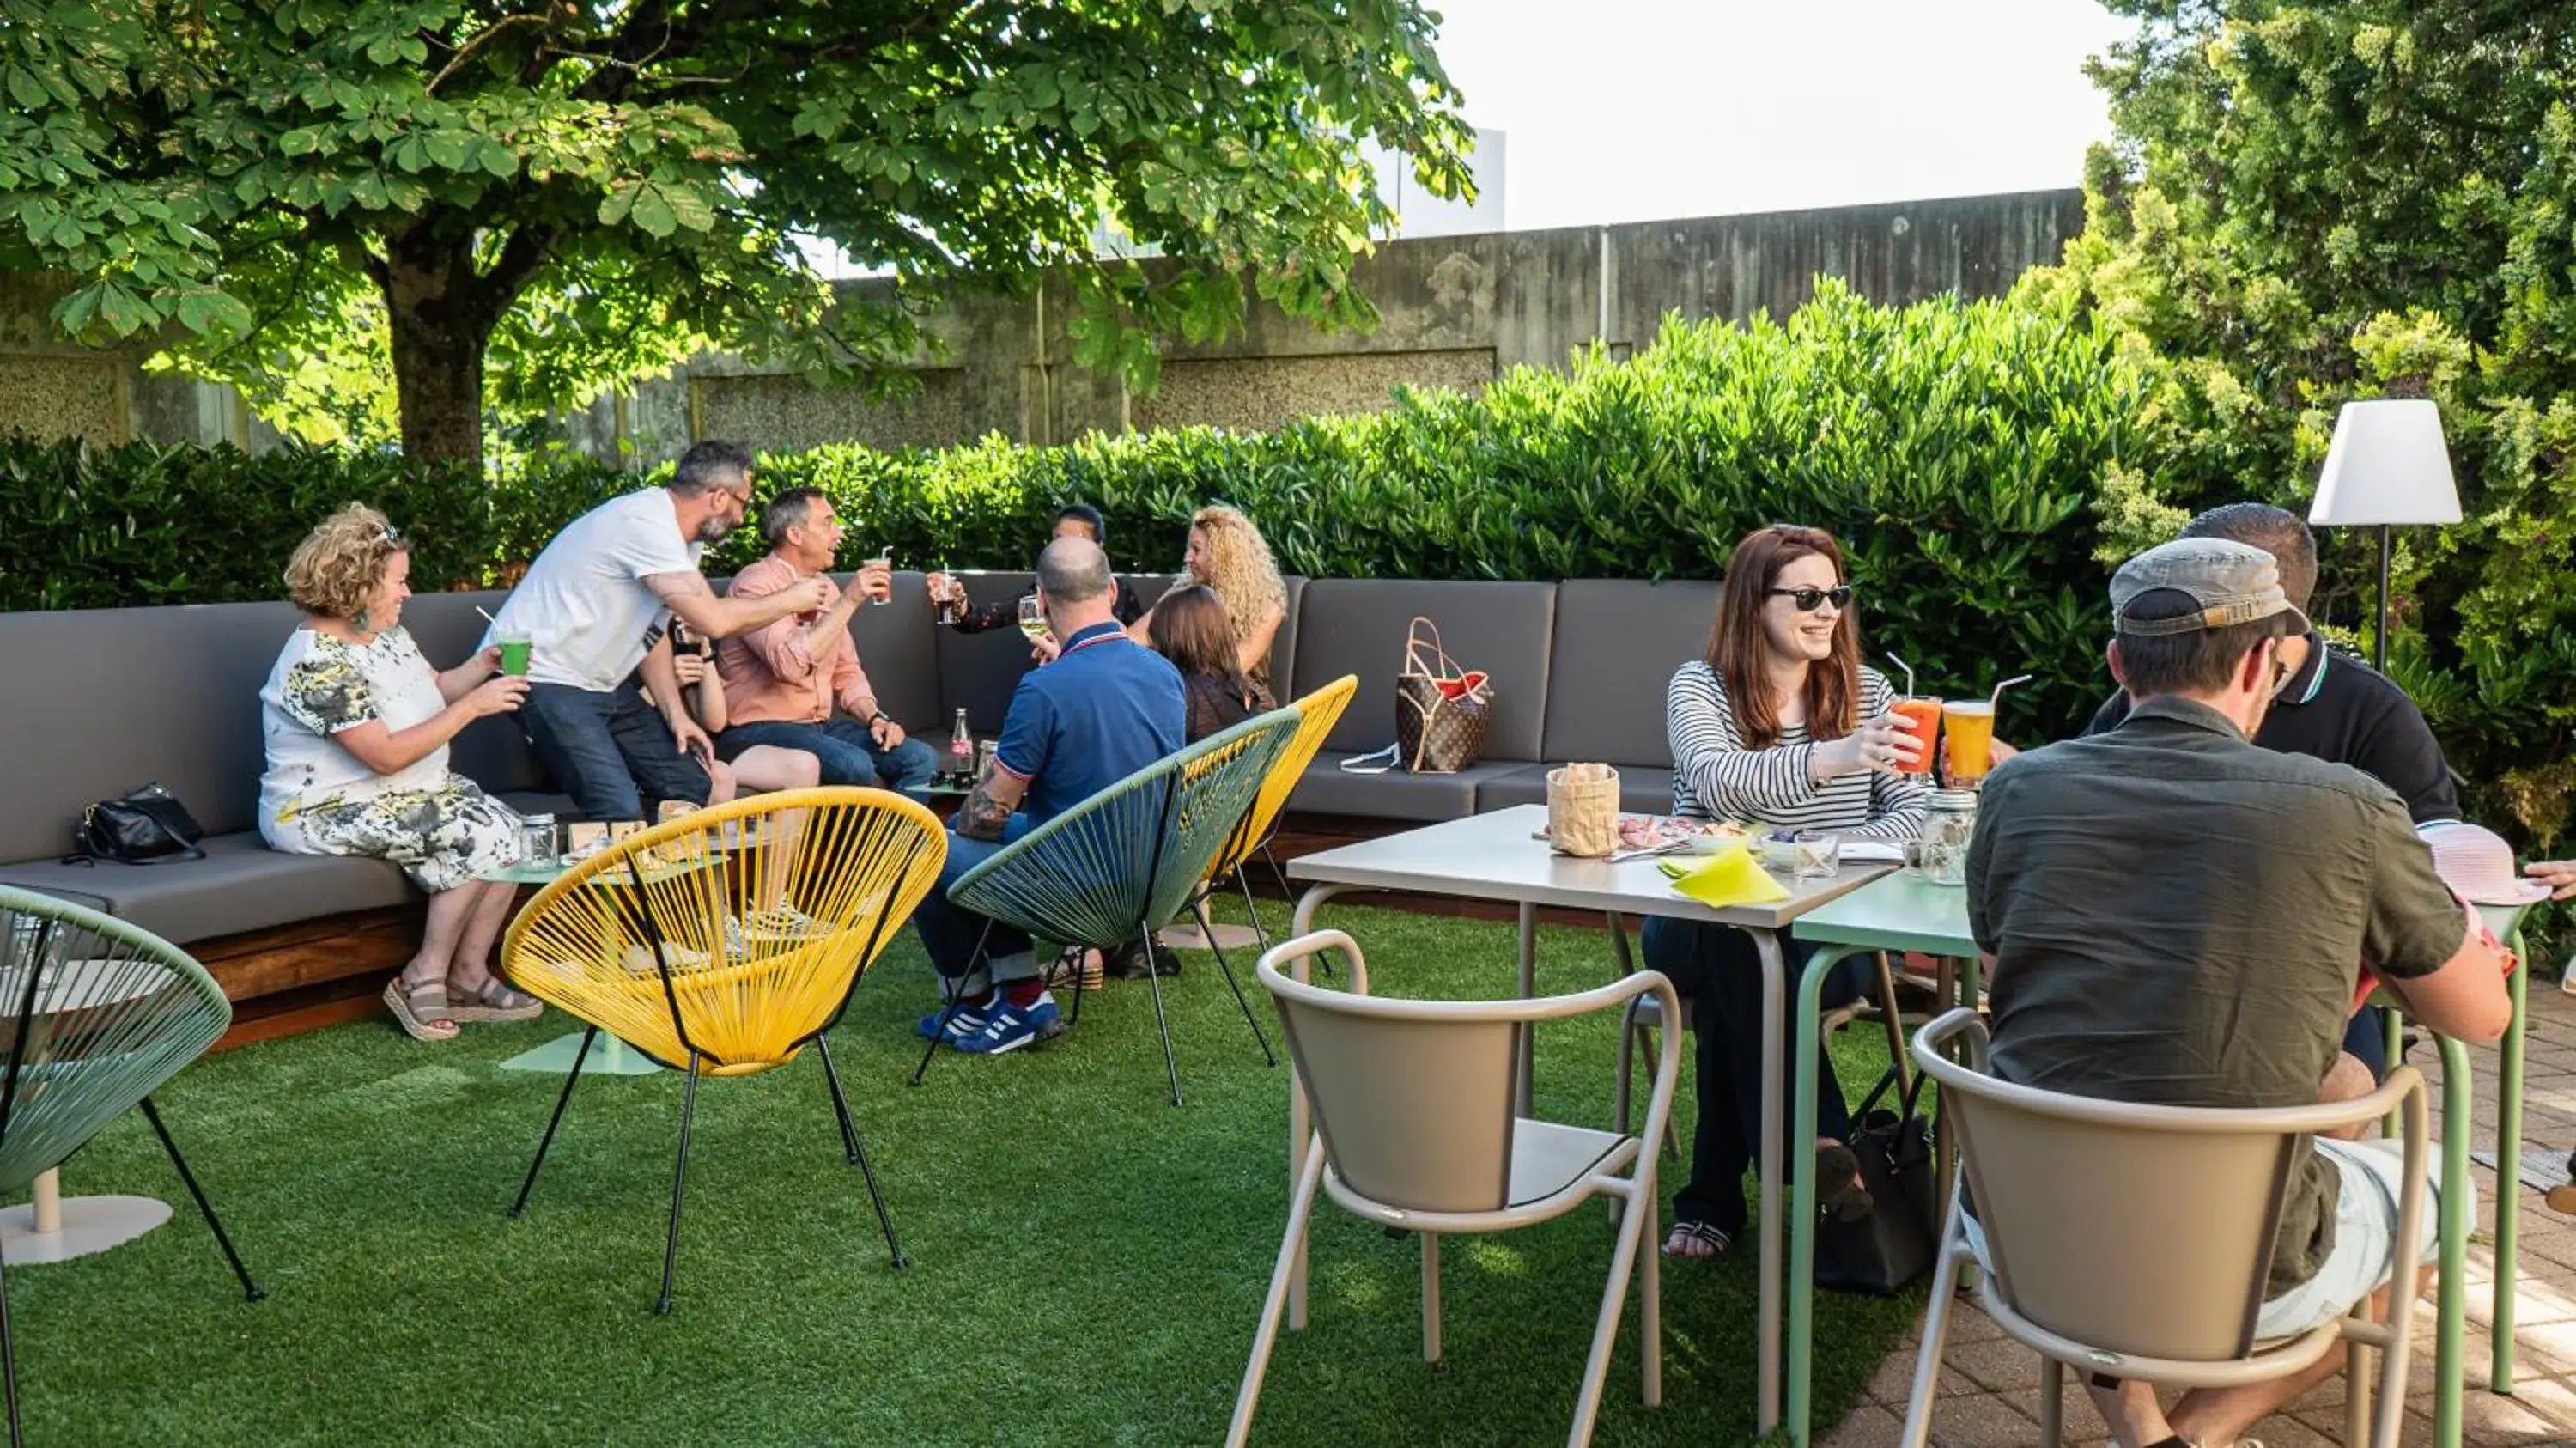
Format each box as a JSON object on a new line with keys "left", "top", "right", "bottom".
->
{"left": 711, "top": 487, "right": 937, "bottom": 791}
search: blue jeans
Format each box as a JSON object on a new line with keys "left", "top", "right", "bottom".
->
{"left": 1642, "top": 916, "right": 1862, "bottom": 1234}
{"left": 717, "top": 718, "right": 938, "bottom": 791}
{"left": 910, "top": 816, "right": 1036, "bottom": 989}
{"left": 2345, "top": 1004, "right": 2389, "bottom": 1080}
{"left": 519, "top": 680, "right": 711, "bottom": 822}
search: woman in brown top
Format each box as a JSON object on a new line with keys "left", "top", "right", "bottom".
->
{"left": 1149, "top": 585, "right": 1271, "bottom": 741}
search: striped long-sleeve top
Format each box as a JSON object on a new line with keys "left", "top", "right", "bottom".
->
{"left": 1665, "top": 660, "right": 1931, "bottom": 843}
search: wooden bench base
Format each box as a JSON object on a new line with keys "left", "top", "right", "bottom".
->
{"left": 198, "top": 903, "right": 425, "bottom": 1052}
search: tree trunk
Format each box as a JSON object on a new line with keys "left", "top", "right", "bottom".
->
{"left": 380, "top": 229, "right": 490, "bottom": 469}
{"left": 375, "top": 218, "right": 553, "bottom": 471}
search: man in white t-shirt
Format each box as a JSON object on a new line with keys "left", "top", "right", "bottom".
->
{"left": 487, "top": 441, "right": 832, "bottom": 821}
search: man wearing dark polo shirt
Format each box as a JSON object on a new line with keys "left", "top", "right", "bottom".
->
{"left": 910, "top": 535, "right": 1185, "bottom": 1056}
{"left": 1971, "top": 538, "right": 2512, "bottom": 1448}
{"left": 2086, "top": 503, "right": 2459, "bottom": 1080}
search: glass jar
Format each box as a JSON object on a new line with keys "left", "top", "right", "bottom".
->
{"left": 1907, "top": 788, "right": 1978, "bottom": 887}
{"left": 517, "top": 812, "right": 557, "bottom": 867}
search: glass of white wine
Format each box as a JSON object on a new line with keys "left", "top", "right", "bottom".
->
{"left": 1018, "top": 595, "right": 1048, "bottom": 644}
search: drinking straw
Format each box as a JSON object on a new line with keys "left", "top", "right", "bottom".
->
{"left": 475, "top": 605, "right": 500, "bottom": 626}
{"left": 1884, "top": 652, "right": 1917, "bottom": 697}
{"left": 1989, "top": 674, "right": 2032, "bottom": 711}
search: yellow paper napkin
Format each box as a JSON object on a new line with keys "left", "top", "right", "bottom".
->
{"left": 1659, "top": 843, "right": 1791, "bottom": 908}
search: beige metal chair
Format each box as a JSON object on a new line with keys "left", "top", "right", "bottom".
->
{"left": 1901, "top": 1009, "right": 2429, "bottom": 1448}
{"left": 1229, "top": 929, "right": 1681, "bottom": 1448}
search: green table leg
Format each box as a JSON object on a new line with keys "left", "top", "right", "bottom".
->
{"left": 2438, "top": 1036, "right": 2472, "bottom": 1448}
{"left": 2493, "top": 955, "right": 2528, "bottom": 1394}
{"left": 1787, "top": 945, "right": 1864, "bottom": 1448}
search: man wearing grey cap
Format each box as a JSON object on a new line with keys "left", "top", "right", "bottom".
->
{"left": 1965, "top": 538, "right": 2513, "bottom": 1448}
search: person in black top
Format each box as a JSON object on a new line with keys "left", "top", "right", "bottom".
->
{"left": 2081, "top": 502, "right": 2461, "bottom": 1079}
{"left": 923, "top": 504, "right": 1144, "bottom": 634}
{"left": 1148, "top": 584, "right": 1271, "bottom": 740}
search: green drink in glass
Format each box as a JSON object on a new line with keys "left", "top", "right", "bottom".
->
{"left": 497, "top": 636, "right": 532, "bottom": 677}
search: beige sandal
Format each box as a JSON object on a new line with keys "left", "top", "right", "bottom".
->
{"left": 384, "top": 974, "right": 459, "bottom": 1042}
{"left": 447, "top": 975, "right": 543, "bottom": 1023}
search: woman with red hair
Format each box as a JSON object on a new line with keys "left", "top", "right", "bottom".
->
{"left": 1651, "top": 525, "right": 1930, "bottom": 1259}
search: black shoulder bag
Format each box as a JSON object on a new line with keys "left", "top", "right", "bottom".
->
{"left": 69, "top": 783, "right": 207, "bottom": 865}
{"left": 1814, "top": 1062, "right": 1941, "bottom": 1295}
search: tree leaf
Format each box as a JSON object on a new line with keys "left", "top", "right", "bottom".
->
{"left": 626, "top": 184, "right": 677, "bottom": 238}
{"left": 663, "top": 186, "right": 715, "bottom": 232}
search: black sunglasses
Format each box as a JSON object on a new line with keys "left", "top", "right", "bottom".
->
{"left": 1767, "top": 585, "right": 1853, "bottom": 612}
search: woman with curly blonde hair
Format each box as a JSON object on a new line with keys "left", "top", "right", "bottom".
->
{"left": 258, "top": 504, "right": 539, "bottom": 1042}
{"left": 1130, "top": 503, "right": 1287, "bottom": 693}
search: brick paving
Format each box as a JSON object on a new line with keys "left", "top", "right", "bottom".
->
{"left": 1836, "top": 984, "right": 2576, "bottom": 1447}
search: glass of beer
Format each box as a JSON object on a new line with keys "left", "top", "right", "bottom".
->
{"left": 1941, "top": 701, "right": 1996, "bottom": 788}
{"left": 1889, "top": 696, "right": 1940, "bottom": 775}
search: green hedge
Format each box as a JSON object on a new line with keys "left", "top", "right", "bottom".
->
{"left": 39, "top": 277, "right": 2571, "bottom": 844}
{"left": 743, "top": 280, "right": 2153, "bottom": 746}
{"left": 0, "top": 281, "right": 2146, "bottom": 754}
{"left": 0, "top": 440, "right": 497, "bottom": 611}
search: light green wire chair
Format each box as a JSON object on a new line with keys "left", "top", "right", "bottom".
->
{"left": 0, "top": 887, "right": 264, "bottom": 1447}
{"left": 909, "top": 706, "right": 1303, "bottom": 1105}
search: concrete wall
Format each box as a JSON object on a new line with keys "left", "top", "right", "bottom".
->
{"left": 6, "top": 186, "right": 2085, "bottom": 461}
{"left": 598, "top": 187, "right": 2084, "bottom": 466}
{"left": 0, "top": 273, "right": 263, "bottom": 449}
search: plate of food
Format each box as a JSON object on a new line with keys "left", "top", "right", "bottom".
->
{"left": 1534, "top": 814, "right": 1750, "bottom": 859}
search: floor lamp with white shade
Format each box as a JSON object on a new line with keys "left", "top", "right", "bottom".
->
{"left": 2307, "top": 399, "right": 2463, "bottom": 672}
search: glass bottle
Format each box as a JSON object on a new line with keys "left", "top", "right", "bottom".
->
{"left": 934, "top": 558, "right": 967, "bottom": 624}
{"left": 948, "top": 709, "right": 974, "bottom": 787}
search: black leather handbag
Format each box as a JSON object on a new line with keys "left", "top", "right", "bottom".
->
{"left": 1814, "top": 1063, "right": 1941, "bottom": 1295}
{"left": 70, "top": 783, "right": 207, "bottom": 865}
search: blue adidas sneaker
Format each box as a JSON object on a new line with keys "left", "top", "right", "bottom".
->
{"left": 954, "top": 993, "right": 1066, "bottom": 1056}
{"left": 915, "top": 995, "right": 993, "bottom": 1043}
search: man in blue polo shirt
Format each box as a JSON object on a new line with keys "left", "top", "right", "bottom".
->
{"left": 912, "top": 534, "right": 1186, "bottom": 1055}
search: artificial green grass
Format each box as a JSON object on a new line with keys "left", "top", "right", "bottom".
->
{"left": 15, "top": 899, "right": 1917, "bottom": 1445}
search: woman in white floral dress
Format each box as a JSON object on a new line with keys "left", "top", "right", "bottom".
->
{"left": 259, "top": 505, "right": 541, "bottom": 1041}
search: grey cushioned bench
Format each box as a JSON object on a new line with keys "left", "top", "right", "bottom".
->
{"left": 1274, "top": 578, "right": 1720, "bottom": 823}
{"left": 1473, "top": 578, "right": 1721, "bottom": 816}
{"left": 0, "top": 566, "right": 1721, "bottom": 952}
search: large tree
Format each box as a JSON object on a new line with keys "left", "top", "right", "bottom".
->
{"left": 2034, "top": 0, "right": 2576, "bottom": 835}
{"left": 0, "top": 0, "right": 1473, "bottom": 461}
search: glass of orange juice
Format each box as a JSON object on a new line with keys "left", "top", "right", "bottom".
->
{"left": 1889, "top": 697, "right": 1940, "bottom": 775}
{"left": 1941, "top": 701, "right": 1996, "bottom": 787}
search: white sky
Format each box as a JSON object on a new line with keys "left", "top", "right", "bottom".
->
{"left": 1425, "top": 0, "right": 2136, "bottom": 229}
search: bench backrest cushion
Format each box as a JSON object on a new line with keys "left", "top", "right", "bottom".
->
{"left": 1540, "top": 579, "right": 1722, "bottom": 769}
{"left": 1290, "top": 581, "right": 1558, "bottom": 761}
{"left": 835, "top": 569, "right": 943, "bottom": 733}
{"left": 0, "top": 599, "right": 299, "bottom": 862}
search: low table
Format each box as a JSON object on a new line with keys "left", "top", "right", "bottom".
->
{"left": 479, "top": 855, "right": 663, "bottom": 1076}
{"left": 1285, "top": 803, "right": 1893, "bottom": 1437}
{"left": 1787, "top": 872, "right": 1977, "bottom": 1446}
{"left": 0, "top": 954, "right": 180, "bottom": 1265}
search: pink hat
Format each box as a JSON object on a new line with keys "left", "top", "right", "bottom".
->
{"left": 2420, "top": 823, "right": 2550, "bottom": 906}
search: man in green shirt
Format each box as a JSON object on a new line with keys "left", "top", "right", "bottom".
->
{"left": 1966, "top": 537, "right": 2513, "bottom": 1448}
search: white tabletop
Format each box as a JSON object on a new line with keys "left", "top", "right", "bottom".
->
{"left": 1285, "top": 804, "right": 1893, "bottom": 930}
